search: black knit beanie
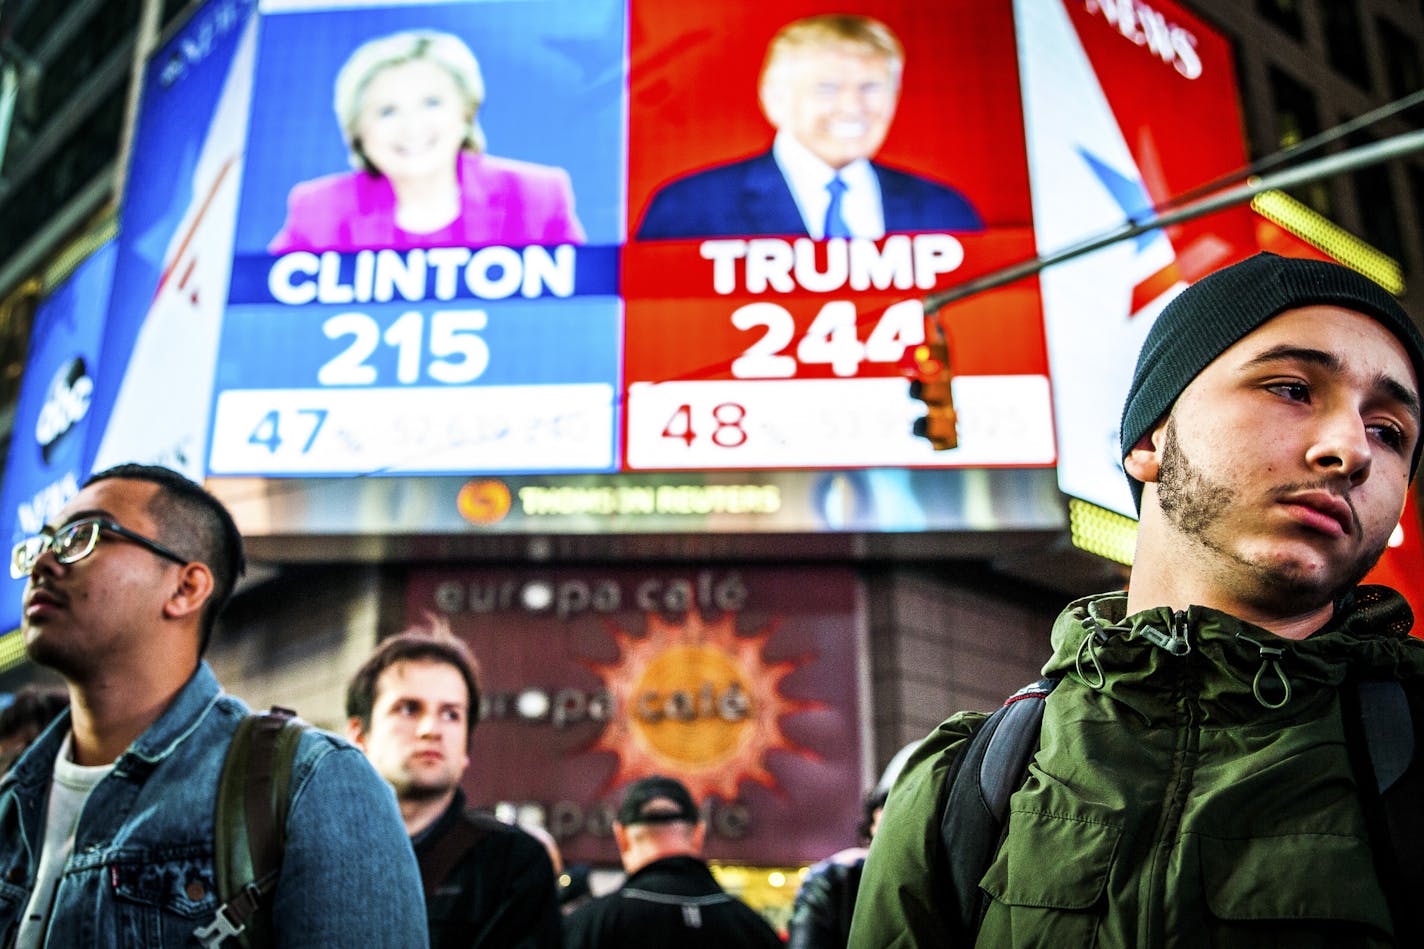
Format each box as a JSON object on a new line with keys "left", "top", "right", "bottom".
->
{"left": 1120, "top": 252, "right": 1424, "bottom": 510}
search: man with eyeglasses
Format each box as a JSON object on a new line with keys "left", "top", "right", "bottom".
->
{"left": 0, "top": 463, "right": 426, "bottom": 947}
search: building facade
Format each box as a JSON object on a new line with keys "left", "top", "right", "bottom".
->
{"left": 0, "top": 2, "right": 1421, "bottom": 906}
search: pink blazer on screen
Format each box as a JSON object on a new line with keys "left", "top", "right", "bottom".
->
{"left": 268, "top": 151, "right": 586, "bottom": 254}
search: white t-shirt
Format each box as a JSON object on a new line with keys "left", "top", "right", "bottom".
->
{"left": 15, "top": 732, "right": 113, "bottom": 949}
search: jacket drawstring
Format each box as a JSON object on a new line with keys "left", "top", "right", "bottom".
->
{"left": 1236, "top": 632, "right": 1292, "bottom": 708}
{"left": 1076, "top": 614, "right": 1110, "bottom": 689}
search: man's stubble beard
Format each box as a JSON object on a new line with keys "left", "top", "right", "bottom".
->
{"left": 23, "top": 620, "right": 100, "bottom": 685}
{"left": 1155, "top": 417, "right": 1387, "bottom": 611}
{"left": 395, "top": 769, "right": 459, "bottom": 803}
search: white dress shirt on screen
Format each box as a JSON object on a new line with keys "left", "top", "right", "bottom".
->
{"left": 772, "top": 132, "right": 886, "bottom": 239}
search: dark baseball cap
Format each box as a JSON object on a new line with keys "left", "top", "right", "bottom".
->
{"left": 615, "top": 775, "right": 700, "bottom": 826}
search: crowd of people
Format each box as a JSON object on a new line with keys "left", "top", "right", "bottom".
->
{"left": 4, "top": 250, "right": 1424, "bottom": 946}
{"left": 0, "top": 461, "right": 789, "bottom": 947}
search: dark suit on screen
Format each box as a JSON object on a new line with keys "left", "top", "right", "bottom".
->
{"left": 635, "top": 150, "right": 983, "bottom": 240}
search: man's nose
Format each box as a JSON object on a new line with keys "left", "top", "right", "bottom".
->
{"left": 829, "top": 84, "right": 866, "bottom": 112}
{"left": 1305, "top": 409, "right": 1373, "bottom": 485}
{"left": 29, "top": 543, "right": 63, "bottom": 579}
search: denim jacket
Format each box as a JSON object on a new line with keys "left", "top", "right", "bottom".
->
{"left": 0, "top": 663, "right": 427, "bottom": 947}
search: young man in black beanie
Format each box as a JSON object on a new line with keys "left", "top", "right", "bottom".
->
{"left": 852, "top": 252, "right": 1424, "bottom": 947}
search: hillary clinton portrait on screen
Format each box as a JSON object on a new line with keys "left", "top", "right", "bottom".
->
{"left": 268, "top": 29, "right": 586, "bottom": 254}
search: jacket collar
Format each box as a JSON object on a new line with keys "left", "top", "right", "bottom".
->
{"left": 350, "top": 151, "right": 506, "bottom": 248}
{"left": 625, "top": 854, "right": 717, "bottom": 889}
{"left": 1058, "top": 585, "right": 1415, "bottom": 652}
{"left": 2, "top": 662, "right": 225, "bottom": 793}
{"left": 120, "top": 662, "right": 225, "bottom": 768}
{"left": 1044, "top": 586, "right": 1423, "bottom": 721}
{"left": 412, "top": 786, "right": 467, "bottom": 849}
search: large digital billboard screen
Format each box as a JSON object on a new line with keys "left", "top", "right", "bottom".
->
{"left": 618, "top": 1, "right": 1051, "bottom": 472}
{"left": 214, "top": 0, "right": 625, "bottom": 476}
{"left": 1021, "top": 0, "right": 1259, "bottom": 516}
{"left": 205, "top": 0, "right": 1055, "bottom": 479}
{"left": 0, "top": 243, "right": 118, "bottom": 633}
{"left": 6, "top": 0, "right": 1274, "bottom": 545}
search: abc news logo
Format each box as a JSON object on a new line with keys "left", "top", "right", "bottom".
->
{"left": 35, "top": 358, "right": 92, "bottom": 464}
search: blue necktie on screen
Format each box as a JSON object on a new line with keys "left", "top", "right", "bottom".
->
{"left": 824, "top": 176, "right": 851, "bottom": 239}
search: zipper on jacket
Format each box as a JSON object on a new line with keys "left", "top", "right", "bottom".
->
{"left": 1141, "top": 609, "right": 1192, "bottom": 656}
{"left": 1144, "top": 618, "right": 1202, "bottom": 947}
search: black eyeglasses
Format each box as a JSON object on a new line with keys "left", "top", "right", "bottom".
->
{"left": 10, "top": 517, "right": 189, "bottom": 579}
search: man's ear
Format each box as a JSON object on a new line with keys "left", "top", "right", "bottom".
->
{"left": 162, "top": 562, "right": 214, "bottom": 622}
{"left": 1123, "top": 419, "right": 1169, "bottom": 485}
{"left": 345, "top": 717, "right": 368, "bottom": 749}
{"left": 612, "top": 822, "right": 629, "bottom": 854}
{"left": 690, "top": 821, "right": 707, "bottom": 853}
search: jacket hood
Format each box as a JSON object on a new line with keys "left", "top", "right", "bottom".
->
{"left": 1043, "top": 585, "right": 1424, "bottom": 727}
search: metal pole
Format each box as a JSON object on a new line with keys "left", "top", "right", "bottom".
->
{"left": 112, "top": 0, "right": 165, "bottom": 201}
{"left": 925, "top": 128, "right": 1424, "bottom": 314}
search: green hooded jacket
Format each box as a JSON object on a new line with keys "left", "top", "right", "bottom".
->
{"left": 850, "top": 585, "right": 1424, "bottom": 948}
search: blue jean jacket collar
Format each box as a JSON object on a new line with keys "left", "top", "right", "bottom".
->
{"left": 1, "top": 661, "right": 223, "bottom": 791}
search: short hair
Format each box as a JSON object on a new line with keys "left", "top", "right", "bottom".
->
{"left": 333, "top": 29, "right": 486, "bottom": 174}
{"left": 345, "top": 618, "right": 482, "bottom": 747}
{"left": 83, "top": 464, "right": 246, "bottom": 656}
{"left": 760, "top": 14, "right": 905, "bottom": 92}
{"left": 858, "top": 786, "right": 890, "bottom": 842}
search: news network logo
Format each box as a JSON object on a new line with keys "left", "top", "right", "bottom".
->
{"left": 157, "top": 0, "right": 256, "bottom": 89}
{"left": 36, "top": 357, "right": 91, "bottom": 464}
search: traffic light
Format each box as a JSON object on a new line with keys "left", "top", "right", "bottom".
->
{"left": 905, "top": 314, "right": 957, "bottom": 450}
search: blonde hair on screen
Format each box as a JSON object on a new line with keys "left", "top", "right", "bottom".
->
{"left": 333, "top": 29, "right": 486, "bottom": 173}
{"left": 759, "top": 14, "right": 904, "bottom": 92}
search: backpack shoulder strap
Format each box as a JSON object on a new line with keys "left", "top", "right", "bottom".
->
{"left": 939, "top": 677, "right": 1058, "bottom": 938}
{"left": 197, "top": 706, "right": 310, "bottom": 949}
{"left": 1345, "top": 678, "right": 1424, "bottom": 946}
{"left": 1356, "top": 680, "right": 1414, "bottom": 793}
{"left": 418, "top": 808, "right": 497, "bottom": 902}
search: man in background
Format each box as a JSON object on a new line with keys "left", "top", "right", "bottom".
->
{"left": 785, "top": 786, "right": 888, "bottom": 948}
{"left": 347, "top": 624, "right": 562, "bottom": 948}
{"left": 636, "top": 13, "right": 982, "bottom": 240}
{"left": 0, "top": 463, "right": 424, "bottom": 945}
{"left": 563, "top": 774, "right": 781, "bottom": 948}
{"left": 0, "top": 687, "right": 68, "bottom": 777}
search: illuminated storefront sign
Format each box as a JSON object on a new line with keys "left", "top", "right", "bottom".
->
{"left": 409, "top": 566, "right": 865, "bottom": 866}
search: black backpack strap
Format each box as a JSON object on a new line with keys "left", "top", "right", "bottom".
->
{"left": 419, "top": 809, "right": 495, "bottom": 902}
{"left": 1345, "top": 679, "right": 1424, "bottom": 946}
{"left": 197, "top": 706, "right": 308, "bottom": 949}
{"left": 421, "top": 810, "right": 503, "bottom": 949}
{"left": 1357, "top": 680, "right": 1413, "bottom": 792}
{"left": 939, "top": 677, "right": 1058, "bottom": 938}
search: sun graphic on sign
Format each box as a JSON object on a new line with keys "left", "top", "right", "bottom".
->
{"left": 586, "top": 607, "right": 823, "bottom": 801}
